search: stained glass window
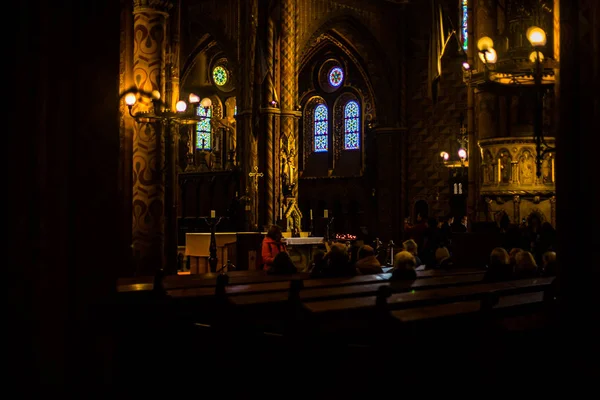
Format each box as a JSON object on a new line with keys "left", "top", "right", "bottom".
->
{"left": 196, "top": 106, "right": 212, "bottom": 150}
{"left": 213, "top": 66, "right": 228, "bottom": 86}
{"left": 344, "top": 100, "right": 360, "bottom": 150}
{"left": 328, "top": 67, "right": 344, "bottom": 87}
{"left": 314, "top": 104, "right": 328, "bottom": 152}
{"left": 461, "top": 0, "right": 468, "bottom": 51}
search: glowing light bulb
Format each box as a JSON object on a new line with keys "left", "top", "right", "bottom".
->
{"left": 175, "top": 100, "right": 187, "bottom": 112}
{"left": 188, "top": 93, "right": 200, "bottom": 104}
{"left": 125, "top": 93, "right": 137, "bottom": 106}
{"left": 527, "top": 26, "right": 547, "bottom": 47}
{"left": 151, "top": 90, "right": 161, "bottom": 100}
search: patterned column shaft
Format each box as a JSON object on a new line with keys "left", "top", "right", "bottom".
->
{"left": 236, "top": 0, "right": 258, "bottom": 230}
{"left": 132, "top": 0, "right": 171, "bottom": 273}
{"left": 264, "top": 17, "right": 275, "bottom": 226}
{"left": 280, "top": 0, "right": 298, "bottom": 198}
{"left": 280, "top": 0, "right": 295, "bottom": 111}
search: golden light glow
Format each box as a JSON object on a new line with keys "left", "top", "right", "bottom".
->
{"left": 175, "top": 100, "right": 187, "bottom": 112}
{"left": 458, "top": 148, "right": 467, "bottom": 160}
{"left": 477, "top": 36, "right": 494, "bottom": 51}
{"left": 125, "top": 93, "right": 137, "bottom": 106}
{"left": 151, "top": 90, "right": 161, "bottom": 100}
{"left": 200, "top": 97, "right": 212, "bottom": 109}
{"left": 527, "top": 26, "right": 547, "bottom": 47}
{"left": 188, "top": 93, "right": 200, "bottom": 104}
{"left": 529, "top": 50, "right": 544, "bottom": 63}
{"left": 478, "top": 48, "right": 497, "bottom": 64}
{"left": 440, "top": 151, "right": 450, "bottom": 161}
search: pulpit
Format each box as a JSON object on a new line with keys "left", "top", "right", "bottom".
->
{"left": 185, "top": 232, "right": 237, "bottom": 273}
{"left": 185, "top": 232, "right": 265, "bottom": 273}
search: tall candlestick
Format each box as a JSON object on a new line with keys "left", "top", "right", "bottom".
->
{"left": 280, "top": 207, "right": 283, "bottom": 220}
{"left": 310, "top": 209, "right": 313, "bottom": 219}
{"left": 324, "top": 209, "right": 329, "bottom": 218}
{"left": 211, "top": 210, "right": 216, "bottom": 218}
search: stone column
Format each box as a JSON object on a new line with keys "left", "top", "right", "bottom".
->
{"left": 280, "top": 0, "right": 299, "bottom": 211}
{"left": 119, "top": 0, "right": 135, "bottom": 276}
{"left": 374, "top": 127, "right": 405, "bottom": 242}
{"left": 238, "top": 0, "right": 259, "bottom": 230}
{"left": 131, "top": 0, "right": 172, "bottom": 274}
{"left": 474, "top": 0, "right": 497, "bottom": 222}
{"left": 261, "top": 15, "right": 277, "bottom": 226}
{"left": 555, "top": 0, "right": 600, "bottom": 321}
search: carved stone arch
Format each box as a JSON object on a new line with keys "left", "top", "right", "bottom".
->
{"left": 301, "top": 96, "right": 327, "bottom": 169}
{"left": 411, "top": 197, "right": 430, "bottom": 222}
{"left": 517, "top": 147, "right": 535, "bottom": 185}
{"left": 180, "top": 31, "right": 239, "bottom": 93}
{"left": 300, "top": 15, "right": 384, "bottom": 122}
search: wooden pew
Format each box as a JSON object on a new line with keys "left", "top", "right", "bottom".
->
{"left": 118, "top": 267, "right": 485, "bottom": 293}
{"left": 303, "top": 277, "right": 554, "bottom": 316}
{"left": 390, "top": 291, "right": 547, "bottom": 323}
{"left": 224, "top": 273, "right": 486, "bottom": 307}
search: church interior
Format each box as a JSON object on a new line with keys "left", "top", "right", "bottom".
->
{"left": 11, "top": 0, "right": 599, "bottom": 392}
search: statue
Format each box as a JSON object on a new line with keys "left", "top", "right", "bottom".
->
{"left": 281, "top": 147, "right": 297, "bottom": 196}
{"left": 519, "top": 151, "right": 534, "bottom": 184}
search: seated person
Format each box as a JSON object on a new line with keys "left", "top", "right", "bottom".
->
{"left": 304, "top": 249, "right": 326, "bottom": 273}
{"left": 484, "top": 247, "right": 513, "bottom": 282}
{"left": 390, "top": 251, "right": 417, "bottom": 281}
{"left": 261, "top": 225, "right": 287, "bottom": 271}
{"left": 310, "top": 242, "right": 356, "bottom": 278}
{"left": 433, "top": 246, "right": 454, "bottom": 269}
{"left": 267, "top": 251, "right": 297, "bottom": 275}
{"left": 354, "top": 245, "right": 383, "bottom": 275}
{"left": 402, "top": 239, "right": 423, "bottom": 267}
{"left": 541, "top": 251, "right": 557, "bottom": 276}
{"left": 514, "top": 250, "right": 538, "bottom": 278}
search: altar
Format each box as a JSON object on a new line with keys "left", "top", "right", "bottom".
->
{"left": 185, "top": 232, "right": 325, "bottom": 273}
{"left": 283, "top": 236, "right": 325, "bottom": 271}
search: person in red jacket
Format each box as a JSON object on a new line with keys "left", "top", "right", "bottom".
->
{"left": 261, "top": 225, "right": 288, "bottom": 271}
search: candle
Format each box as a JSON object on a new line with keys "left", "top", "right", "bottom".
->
{"left": 310, "top": 209, "right": 313, "bottom": 219}
{"left": 324, "top": 209, "right": 329, "bottom": 218}
{"left": 211, "top": 210, "right": 216, "bottom": 218}
{"left": 280, "top": 207, "right": 283, "bottom": 220}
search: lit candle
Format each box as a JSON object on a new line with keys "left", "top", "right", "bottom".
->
{"left": 211, "top": 210, "right": 216, "bottom": 218}
{"left": 310, "top": 209, "right": 313, "bottom": 219}
{"left": 324, "top": 209, "right": 329, "bottom": 218}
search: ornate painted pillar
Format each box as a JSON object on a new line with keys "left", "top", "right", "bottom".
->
{"left": 131, "top": 0, "right": 172, "bottom": 274}
{"left": 279, "top": 0, "right": 301, "bottom": 219}
{"left": 474, "top": 0, "right": 497, "bottom": 221}
{"left": 465, "top": 1, "right": 478, "bottom": 221}
{"left": 260, "top": 15, "right": 278, "bottom": 226}
{"left": 238, "top": 0, "right": 259, "bottom": 230}
{"left": 475, "top": 0, "right": 497, "bottom": 139}
{"left": 119, "top": 0, "right": 135, "bottom": 276}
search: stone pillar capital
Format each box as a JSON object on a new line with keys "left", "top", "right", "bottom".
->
{"left": 133, "top": 0, "right": 173, "bottom": 15}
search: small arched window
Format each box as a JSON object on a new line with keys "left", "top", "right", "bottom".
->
{"left": 196, "top": 106, "right": 212, "bottom": 150}
{"left": 314, "top": 104, "right": 328, "bottom": 152}
{"left": 344, "top": 100, "right": 360, "bottom": 150}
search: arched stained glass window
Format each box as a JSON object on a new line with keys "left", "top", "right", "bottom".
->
{"left": 196, "top": 106, "right": 212, "bottom": 150}
{"left": 344, "top": 100, "right": 360, "bottom": 150}
{"left": 461, "top": 0, "right": 468, "bottom": 51}
{"left": 314, "top": 104, "right": 328, "bottom": 152}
